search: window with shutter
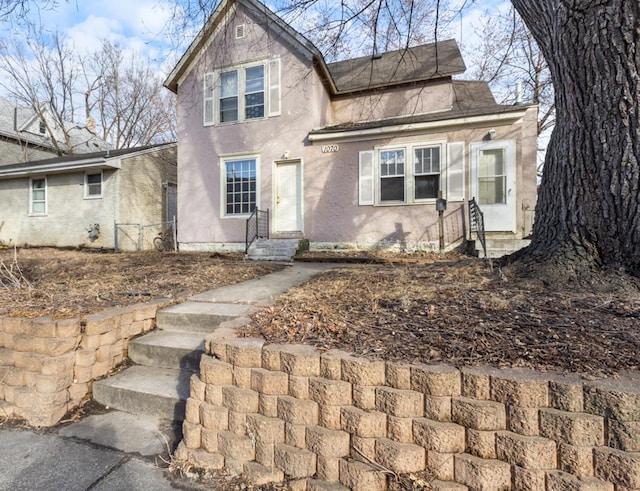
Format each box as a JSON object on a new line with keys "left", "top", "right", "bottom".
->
{"left": 204, "top": 57, "right": 281, "bottom": 126}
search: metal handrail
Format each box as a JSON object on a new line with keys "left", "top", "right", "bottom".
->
{"left": 469, "top": 198, "right": 487, "bottom": 258}
{"left": 245, "top": 208, "right": 269, "bottom": 253}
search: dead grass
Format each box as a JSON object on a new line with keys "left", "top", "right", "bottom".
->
{"left": 0, "top": 248, "right": 283, "bottom": 319}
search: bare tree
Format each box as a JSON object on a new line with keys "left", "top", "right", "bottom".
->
{"left": 0, "top": 0, "right": 63, "bottom": 23}
{"left": 86, "top": 41, "right": 176, "bottom": 148}
{"left": 0, "top": 32, "right": 176, "bottom": 154}
{"left": 275, "top": 0, "right": 446, "bottom": 61}
{"left": 0, "top": 31, "right": 82, "bottom": 155}
{"left": 466, "top": 7, "right": 554, "bottom": 137}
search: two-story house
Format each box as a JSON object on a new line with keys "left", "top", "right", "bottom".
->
{"left": 164, "top": 0, "right": 538, "bottom": 256}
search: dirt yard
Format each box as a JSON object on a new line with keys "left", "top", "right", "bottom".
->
{"left": 0, "top": 247, "right": 282, "bottom": 319}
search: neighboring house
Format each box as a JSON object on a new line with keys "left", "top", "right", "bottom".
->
{"left": 0, "top": 144, "right": 177, "bottom": 251}
{"left": 0, "top": 97, "right": 109, "bottom": 166}
{"left": 164, "top": 0, "right": 538, "bottom": 254}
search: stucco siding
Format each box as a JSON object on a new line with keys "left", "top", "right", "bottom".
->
{"left": 301, "top": 109, "right": 538, "bottom": 249}
{"left": 0, "top": 171, "right": 117, "bottom": 248}
{"left": 331, "top": 81, "right": 453, "bottom": 125}
{"left": 176, "top": 2, "right": 328, "bottom": 246}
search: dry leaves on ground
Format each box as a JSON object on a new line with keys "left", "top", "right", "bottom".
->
{"left": 243, "top": 254, "right": 640, "bottom": 378}
{"left": 0, "top": 248, "right": 282, "bottom": 319}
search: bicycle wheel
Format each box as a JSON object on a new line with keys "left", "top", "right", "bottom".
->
{"left": 153, "top": 236, "right": 165, "bottom": 252}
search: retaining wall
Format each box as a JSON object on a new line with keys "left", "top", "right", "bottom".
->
{"left": 0, "top": 299, "right": 170, "bottom": 426}
{"left": 175, "top": 337, "right": 640, "bottom": 491}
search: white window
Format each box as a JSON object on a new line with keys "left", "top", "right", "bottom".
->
{"left": 414, "top": 146, "right": 440, "bottom": 200}
{"left": 219, "top": 70, "right": 239, "bottom": 123}
{"left": 477, "top": 148, "right": 507, "bottom": 205}
{"left": 359, "top": 141, "right": 465, "bottom": 206}
{"left": 221, "top": 156, "right": 259, "bottom": 216}
{"left": 204, "top": 57, "right": 280, "bottom": 126}
{"left": 380, "top": 149, "right": 405, "bottom": 203}
{"left": 30, "top": 177, "right": 46, "bottom": 215}
{"left": 244, "top": 65, "right": 264, "bottom": 119}
{"left": 85, "top": 172, "right": 102, "bottom": 198}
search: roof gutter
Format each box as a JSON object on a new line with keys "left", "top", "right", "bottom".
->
{"left": 0, "top": 158, "right": 121, "bottom": 179}
{"left": 308, "top": 109, "right": 530, "bottom": 144}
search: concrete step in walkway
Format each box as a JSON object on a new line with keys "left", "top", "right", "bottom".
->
{"left": 92, "top": 263, "right": 338, "bottom": 434}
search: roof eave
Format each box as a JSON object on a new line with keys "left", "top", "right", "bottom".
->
{"left": 0, "top": 159, "right": 121, "bottom": 180}
{"left": 308, "top": 107, "right": 533, "bottom": 143}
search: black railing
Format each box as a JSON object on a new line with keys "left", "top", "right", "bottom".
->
{"left": 245, "top": 208, "right": 269, "bottom": 253}
{"left": 469, "top": 197, "right": 487, "bottom": 258}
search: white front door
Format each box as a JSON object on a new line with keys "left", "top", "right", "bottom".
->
{"left": 274, "top": 160, "right": 302, "bottom": 232}
{"left": 470, "top": 140, "right": 516, "bottom": 232}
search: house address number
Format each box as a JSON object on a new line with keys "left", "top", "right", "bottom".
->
{"left": 321, "top": 145, "right": 340, "bottom": 153}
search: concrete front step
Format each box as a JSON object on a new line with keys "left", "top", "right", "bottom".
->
{"left": 247, "top": 239, "right": 299, "bottom": 261}
{"left": 156, "top": 301, "right": 253, "bottom": 332}
{"left": 128, "top": 330, "right": 205, "bottom": 371}
{"left": 93, "top": 365, "right": 192, "bottom": 421}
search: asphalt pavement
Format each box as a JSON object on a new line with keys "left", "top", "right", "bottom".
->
{"left": 0, "top": 410, "right": 198, "bottom": 491}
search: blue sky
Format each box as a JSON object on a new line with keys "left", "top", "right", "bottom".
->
{"left": 1, "top": 0, "right": 511, "bottom": 78}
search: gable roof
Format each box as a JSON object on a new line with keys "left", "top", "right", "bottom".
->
{"left": 327, "top": 40, "right": 466, "bottom": 93}
{"left": 163, "top": 0, "right": 466, "bottom": 97}
{"left": 164, "top": 0, "right": 328, "bottom": 94}
{"left": 0, "top": 97, "right": 109, "bottom": 156}
{"left": 0, "top": 142, "right": 176, "bottom": 179}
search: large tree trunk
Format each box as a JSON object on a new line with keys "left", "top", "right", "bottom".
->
{"left": 509, "top": 0, "right": 640, "bottom": 280}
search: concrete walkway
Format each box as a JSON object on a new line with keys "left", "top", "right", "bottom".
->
{"left": 0, "top": 262, "right": 339, "bottom": 490}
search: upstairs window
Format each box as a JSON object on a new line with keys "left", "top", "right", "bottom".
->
{"left": 85, "top": 172, "right": 102, "bottom": 198}
{"left": 244, "top": 65, "right": 264, "bottom": 119}
{"left": 30, "top": 177, "right": 47, "bottom": 215}
{"left": 204, "top": 57, "right": 280, "bottom": 126}
{"left": 219, "top": 70, "right": 239, "bottom": 123}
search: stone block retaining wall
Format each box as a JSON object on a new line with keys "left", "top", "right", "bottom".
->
{"left": 0, "top": 299, "right": 170, "bottom": 426}
{"left": 175, "top": 337, "right": 640, "bottom": 490}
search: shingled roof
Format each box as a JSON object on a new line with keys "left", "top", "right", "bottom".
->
{"left": 327, "top": 39, "right": 466, "bottom": 93}
{"left": 0, "top": 142, "right": 175, "bottom": 178}
{"left": 0, "top": 97, "right": 109, "bottom": 157}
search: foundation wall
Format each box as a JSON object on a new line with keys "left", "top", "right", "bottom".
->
{"left": 175, "top": 337, "right": 640, "bottom": 491}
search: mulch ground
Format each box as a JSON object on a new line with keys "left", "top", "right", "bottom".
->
{"left": 0, "top": 248, "right": 282, "bottom": 319}
{"left": 242, "top": 252, "right": 640, "bottom": 379}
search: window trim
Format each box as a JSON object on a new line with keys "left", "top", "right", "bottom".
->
{"left": 29, "top": 176, "right": 47, "bottom": 216}
{"left": 204, "top": 56, "right": 279, "bottom": 127}
{"left": 219, "top": 153, "right": 260, "bottom": 219}
{"left": 373, "top": 140, "right": 447, "bottom": 206}
{"left": 84, "top": 171, "right": 103, "bottom": 199}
